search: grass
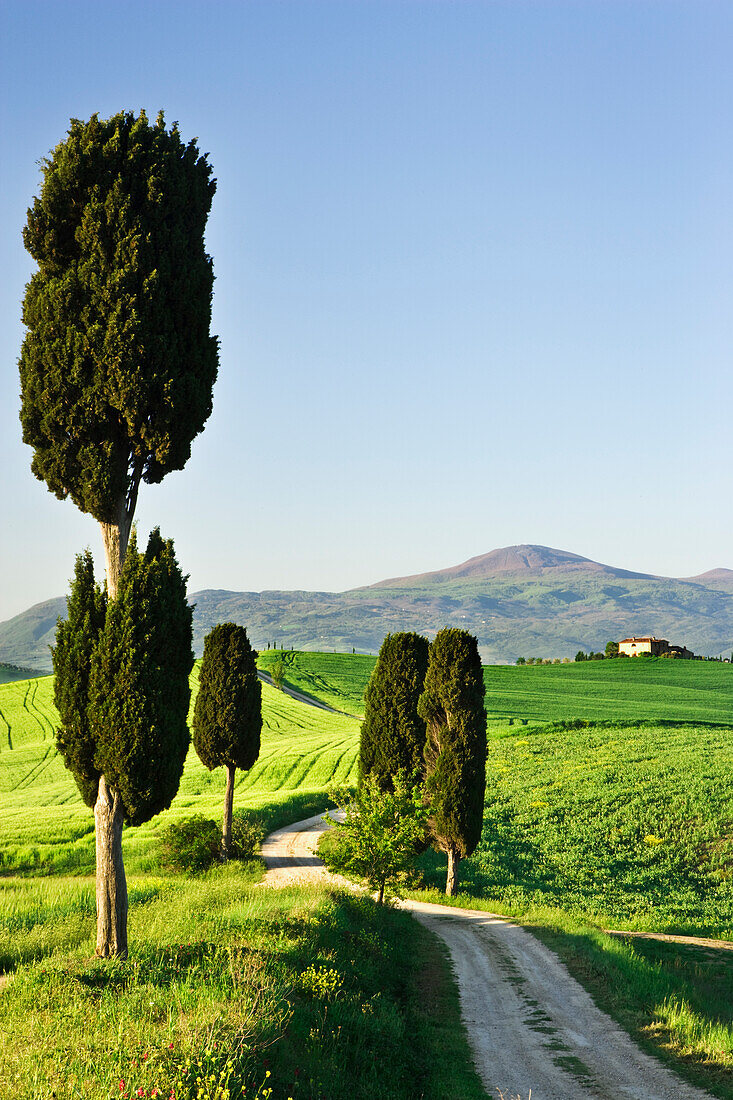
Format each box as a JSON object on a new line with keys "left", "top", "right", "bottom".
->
{"left": 417, "top": 717, "right": 733, "bottom": 936}
{"left": 0, "top": 868, "right": 486, "bottom": 1100}
{"left": 3, "top": 657, "right": 733, "bottom": 1096}
{"left": 483, "top": 656, "right": 733, "bottom": 724}
{"left": 257, "top": 650, "right": 373, "bottom": 717}
{"left": 0, "top": 670, "right": 359, "bottom": 875}
{"left": 259, "top": 649, "right": 733, "bottom": 726}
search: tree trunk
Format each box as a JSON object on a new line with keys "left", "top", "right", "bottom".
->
{"left": 222, "top": 763, "right": 236, "bottom": 859}
{"left": 94, "top": 775, "right": 128, "bottom": 957}
{"left": 99, "top": 481, "right": 138, "bottom": 600}
{"left": 446, "top": 847, "right": 460, "bottom": 897}
{"left": 99, "top": 512, "right": 132, "bottom": 601}
{"left": 377, "top": 878, "right": 385, "bottom": 905}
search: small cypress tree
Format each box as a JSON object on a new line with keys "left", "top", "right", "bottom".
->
{"left": 53, "top": 550, "right": 107, "bottom": 807}
{"left": 54, "top": 529, "right": 193, "bottom": 957}
{"left": 193, "top": 623, "right": 262, "bottom": 858}
{"left": 418, "top": 628, "right": 486, "bottom": 897}
{"left": 359, "top": 632, "right": 429, "bottom": 790}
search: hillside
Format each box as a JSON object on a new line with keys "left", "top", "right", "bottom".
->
{"left": 4, "top": 544, "right": 733, "bottom": 668}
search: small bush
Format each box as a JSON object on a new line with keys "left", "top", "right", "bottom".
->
{"left": 160, "top": 812, "right": 265, "bottom": 873}
{"left": 230, "top": 812, "right": 265, "bottom": 860}
{"left": 160, "top": 815, "right": 221, "bottom": 873}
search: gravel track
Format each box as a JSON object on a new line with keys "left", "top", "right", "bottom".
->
{"left": 261, "top": 813, "right": 715, "bottom": 1100}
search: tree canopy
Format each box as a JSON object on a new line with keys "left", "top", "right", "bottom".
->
{"left": 19, "top": 111, "right": 218, "bottom": 588}
{"left": 90, "top": 528, "right": 194, "bottom": 826}
{"left": 359, "top": 631, "right": 429, "bottom": 790}
{"left": 193, "top": 623, "right": 262, "bottom": 774}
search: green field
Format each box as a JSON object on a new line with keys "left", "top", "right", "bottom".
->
{"left": 258, "top": 649, "right": 374, "bottom": 715}
{"left": 2, "top": 657, "right": 733, "bottom": 1096}
{"left": 260, "top": 649, "right": 733, "bottom": 725}
{"left": 0, "top": 669, "right": 360, "bottom": 874}
{"left": 483, "top": 658, "right": 733, "bottom": 724}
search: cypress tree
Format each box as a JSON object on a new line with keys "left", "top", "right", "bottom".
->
{"left": 91, "top": 529, "right": 194, "bottom": 828}
{"left": 53, "top": 550, "right": 107, "bottom": 808}
{"left": 359, "top": 632, "right": 429, "bottom": 790}
{"left": 53, "top": 530, "right": 193, "bottom": 957}
{"left": 19, "top": 111, "right": 217, "bottom": 956}
{"left": 193, "top": 624, "right": 262, "bottom": 858}
{"left": 418, "top": 628, "right": 487, "bottom": 897}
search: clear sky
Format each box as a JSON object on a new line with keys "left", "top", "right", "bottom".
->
{"left": 2, "top": 0, "right": 732, "bottom": 622}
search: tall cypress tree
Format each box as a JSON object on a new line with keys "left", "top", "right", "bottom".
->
{"left": 19, "top": 111, "right": 217, "bottom": 956}
{"left": 193, "top": 623, "right": 262, "bottom": 858}
{"left": 418, "top": 628, "right": 487, "bottom": 896}
{"left": 359, "top": 632, "right": 429, "bottom": 790}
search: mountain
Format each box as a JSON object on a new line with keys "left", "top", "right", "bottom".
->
{"left": 3, "top": 545, "right": 733, "bottom": 669}
{"left": 682, "top": 568, "right": 733, "bottom": 592}
{"left": 366, "top": 544, "right": 655, "bottom": 586}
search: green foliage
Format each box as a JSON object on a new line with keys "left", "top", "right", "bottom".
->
{"left": 52, "top": 551, "right": 107, "bottom": 806}
{"left": 159, "top": 811, "right": 263, "bottom": 876}
{"left": 269, "top": 657, "right": 285, "bottom": 689}
{"left": 19, "top": 111, "right": 218, "bottom": 524}
{"left": 230, "top": 811, "right": 265, "bottom": 860}
{"left": 327, "top": 772, "right": 429, "bottom": 903}
{"left": 159, "top": 814, "right": 221, "bottom": 874}
{"left": 90, "top": 529, "right": 193, "bottom": 825}
{"left": 359, "top": 632, "right": 429, "bottom": 789}
{"left": 193, "top": 624, "right": 261, "bottom": 772}
{"left": 419, "top": 629, "right": 487, "bottom": 861}
{"left": 605, "top": 640, "right": 620, "bottom": 658}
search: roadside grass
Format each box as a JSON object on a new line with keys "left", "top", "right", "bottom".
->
{"left": 457, "top": 718, "right": 733, "bottom": 936}
{"left": 0, "top": 866, "right": 486, "bottom": 1100}
{"left": 257, "top": 650, "right": 373, "bottom": 717}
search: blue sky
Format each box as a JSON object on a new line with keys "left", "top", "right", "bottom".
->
{"left": 2, "top": 1, "right": 733, "bottom": 621}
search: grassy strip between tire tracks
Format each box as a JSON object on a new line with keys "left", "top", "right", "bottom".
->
{"left": 0, "top": 859, "right": 486, "bottom": 1100}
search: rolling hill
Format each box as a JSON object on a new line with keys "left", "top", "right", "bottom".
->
{"left": 4, "top": 544, "right": 733, "bottom": 669}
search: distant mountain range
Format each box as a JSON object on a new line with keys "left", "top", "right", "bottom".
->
{"left": 4, "top": 544, "right": 733, "bottom": 671}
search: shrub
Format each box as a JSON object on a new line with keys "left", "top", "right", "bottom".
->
{"left": 160, "top": 812, "right": 265, "bottom": 873}
{"left": 230, "top": 812, "right": 265, "bottom": 860}
{"left": 160, "top": 815, "right": 221, "bottom": 873}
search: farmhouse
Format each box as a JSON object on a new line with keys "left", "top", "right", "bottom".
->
{"left": 618, "top": 636, "right": 694, "bottom": 658}
{"left": 618, "top": 636, "right": 669, "bottom": 657}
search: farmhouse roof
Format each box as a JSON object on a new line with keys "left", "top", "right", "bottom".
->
{"left": 619, "top": 636, "right": 662, "bottom": 643}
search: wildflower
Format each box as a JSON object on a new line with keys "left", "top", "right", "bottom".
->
{"left": 120, "top": 1084, "right": 126, "bottom": 1093}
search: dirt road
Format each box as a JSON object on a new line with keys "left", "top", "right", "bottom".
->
{"left": 261, "top": 813, "right": 714, "bottom": 1100}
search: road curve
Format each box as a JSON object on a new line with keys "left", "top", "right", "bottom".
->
{"left": 261, "top": 813, "right": 714, "bottom": 1100}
